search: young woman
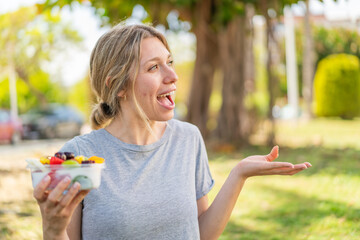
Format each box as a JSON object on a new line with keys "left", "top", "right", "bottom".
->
{"left": 33, "top": 23, "right": 311, "bottom": 240}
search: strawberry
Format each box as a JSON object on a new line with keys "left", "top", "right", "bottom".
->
{"left": 50, "top": 156, "right": 64, "bottom": 165}
{"left": 47, "top": 171, "right": 70, "bottom": 189}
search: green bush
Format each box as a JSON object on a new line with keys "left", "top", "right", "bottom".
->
{"left": 313, "top": 54, "right": 360, "bottom": 119}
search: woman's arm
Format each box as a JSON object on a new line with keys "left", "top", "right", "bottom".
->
{"left": 197, "top": 146, "right": 311, "bottom": 240}
{"left": 197, "top": 170, "right": 246, "bottom": 240}
{"left": 33, "top": 176, "right": 89, "bottom": 240}
{"left": 67, "top": 204, "right": 83, "bottom": 240}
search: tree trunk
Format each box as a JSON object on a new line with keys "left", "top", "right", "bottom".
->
{"left": 215, "top": 15, "right": 248, "bottom": 145}
{"left": 216, "top": 17, "right": 245, "bottom": 144}
{"left": 215, "top": 4, "right": 255, "bottom": 146}
{"left": 242, "top": 4, "right": 256, "bottom": 140}
{"left": 185, "top": 0, "right": 218, "bottom": 137}
{"left": 260, "top": 0, "right": 277, "bottom": 146}
{"left": 302, "top": 0, "right": 315, "bottom": 118}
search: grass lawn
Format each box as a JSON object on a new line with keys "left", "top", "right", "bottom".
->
{"left": 1, "top": 118, "right": 360, "bottom": 239}
{"left": 208, "top": 118, "right": 360, "bottom": 239}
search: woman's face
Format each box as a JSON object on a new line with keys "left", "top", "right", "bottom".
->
{"left": 128, "top": 37, "right": 178, "bottom": 122}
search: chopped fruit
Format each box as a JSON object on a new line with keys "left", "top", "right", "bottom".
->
{"left": 75, "top": 155, "right": 87, "bottom": 164}
{"left": 88, "top": 156, "right": 105, "bottom": 164}
{"left": 72, "top": 175, "right": 93, "bottom": 189}
{"left": 81, "top": 160, "right": 95, "bottom": 164}
{"left": 26, "top": 152, "right": 105, "bottom": 191}
{"left": 47, "top": 172, "right": 70, "bottom": 189}
{"left": 62, "top": 160, "right": 80, "bottom": 166}
{"left": 40, "top": 156, "right": 50, "bottom": 164}
{"left": 50, "top": 156, "right": 64, "bottom": 165}
{"left": 55, "top": 152, "right": 66, "bottom": 161}
{"left": 64, "top": 152, "right": 75, "bottom": 160}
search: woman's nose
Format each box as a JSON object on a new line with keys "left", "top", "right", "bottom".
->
{"left": 163, "top": 65, "right": 178, "bottom": 84}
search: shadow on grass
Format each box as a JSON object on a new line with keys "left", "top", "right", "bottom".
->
{"left": 0, "top": 200, "right": 40, "bottom": 238}
{"left": 209, "top": 145, "right": 360, "bottom": 239}
{"left": 223, "top": 184, "right": 360, "bottom": 239}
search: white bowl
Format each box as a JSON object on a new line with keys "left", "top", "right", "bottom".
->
{"left": 28, "top": 162, "right": 105, "bottom": 190}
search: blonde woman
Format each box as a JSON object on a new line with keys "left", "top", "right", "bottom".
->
{"left": 33, "top": 23, "right": 311, "bottom": 240}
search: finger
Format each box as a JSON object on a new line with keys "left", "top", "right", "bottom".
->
{"left": 68, "top": 189, "right": 90, "bottom": 211}
{"left": 265, "top": 146, "right": 279, "bottom": 162}
{"left": 276, "top": 168, "right": 305, "bottom": 175}
{"left": 304, "top": 162, "right": 312, "bottom": 168}
{"left": 293, "top": 163, "right": 308, "bottom": 169}
{"left": 285, "top": 165, "right": 309, "bottom": 175}
{"left": 261, "top": 165, "right": 305, "bottom": 175}
{"left": 266, "top": 161, "right": 294, "bottom": 169}
{"left": 55, "top": 182, "right": 81, "bottom": 212}
{"left": 260, "top": 162, "right": 310, "bottom": 175}
{"left": 276, "top": 164, "right": 309, "bottom": 175}
{"left": 47, "top": 177, "right": 72, "bottom": 207}
{"left": 33, "top": 175, "right": 51, "bottom": 203}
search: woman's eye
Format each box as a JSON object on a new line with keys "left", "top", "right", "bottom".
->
{"left": 167, "top": 60, "right": 174, "bottom": 66}
{"left": 149, "top": 64, "right": 158, "bottom": 71}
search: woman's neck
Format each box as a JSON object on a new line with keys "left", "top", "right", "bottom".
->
{"left": 105, "top": 115, "right": 167, "bottom": 145}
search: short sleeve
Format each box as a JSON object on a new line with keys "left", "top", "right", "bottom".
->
{"left": 59, "top": 137, "right": 80, "bottom": 156}
{"left": 194, "top": 129, "right": 214, "bottom": 200}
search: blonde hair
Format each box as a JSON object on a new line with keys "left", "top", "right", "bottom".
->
{"left": 89, "top": 22, "right": 170, "bottom": 129}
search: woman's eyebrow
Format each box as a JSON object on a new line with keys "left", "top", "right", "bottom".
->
{"left": 142, "top": 54, "right": 172, "bottom": 65}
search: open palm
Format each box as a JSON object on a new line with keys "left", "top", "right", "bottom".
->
{"left": 236, "top": 146, "right": 311, "bottom": 179}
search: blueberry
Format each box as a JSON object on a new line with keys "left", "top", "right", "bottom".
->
{"left": 64, "top": 152, "right": 75, "bottom": 160}
{"left": 54, "top": 152, "right": 66, "bottom": 161}
{"left": 81, "top": 160, "right": 95, "bottom": 164}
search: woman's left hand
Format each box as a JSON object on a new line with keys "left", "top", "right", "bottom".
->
{"left": 234, "top": 146, "right": 311, "bottom": 180}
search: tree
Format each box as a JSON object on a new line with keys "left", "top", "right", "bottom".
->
{"left": 301, "top": 0, "right": 315, "bottom": 118}
{"left": 38, "top": 0, "right": 305, "bottom": 146}
{"left": 38, "top": 0, "right": 219, "bottom": 137}
{"left": 0, "top": 6, "right": 82, "bottom": 113}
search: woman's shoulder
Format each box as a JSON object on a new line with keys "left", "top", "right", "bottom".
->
{"left": 168, "top": 118, "right": 202, "bottom": 136}
{"left": 60, "top": 129, "right": 107, "bottom": 155}
{"left": 70, "top": 128, "right": 106, "bottom": 143}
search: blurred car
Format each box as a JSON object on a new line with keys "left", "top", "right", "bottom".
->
{"left": 21, "top": 104, "right": 84, "bottom": 139}
{"left": 0, "top": 109, "right": 23, "bottom": 144}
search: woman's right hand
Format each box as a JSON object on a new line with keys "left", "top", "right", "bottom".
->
{"left": 33, "top": 175, "right": 90, "bottom": 240}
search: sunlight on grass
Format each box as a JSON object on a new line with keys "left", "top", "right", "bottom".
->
{"left": 274, "top": 118, "right": 360, "bottom": 149}
{"left": 0, "top": 201, "right": 42, "bottom": 240}
{"left": 208, "top": 120, "right": 360, "bottom": 240}
{"left": 1, "top": 119, "right": 360, "bottom": 239}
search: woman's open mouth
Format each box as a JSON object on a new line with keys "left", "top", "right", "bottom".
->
{"left": 157, "top": 91, "right": 175, "bottom": 110}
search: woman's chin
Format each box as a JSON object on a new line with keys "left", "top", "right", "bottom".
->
{"left": 155, "top": 111, "right": 174, "bottom": 122}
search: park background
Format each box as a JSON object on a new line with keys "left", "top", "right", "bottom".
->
{"left": 1, "top": 0, "right": 360, "bottom": 239}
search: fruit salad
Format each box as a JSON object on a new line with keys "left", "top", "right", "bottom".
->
{"left": 26, "top": 152, "right": 105, "bottom": 190}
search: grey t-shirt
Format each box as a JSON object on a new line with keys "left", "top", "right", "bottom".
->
{"left": 60, "top": 119, "right": 214, "bottom": 240}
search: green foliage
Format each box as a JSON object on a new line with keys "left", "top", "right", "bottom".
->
{"left": 0, "top": 72, "right": 67, "bottom": 114}
{"left": 68, "top": 77, "right": 94, "bottom": 120}
{"left": 0, "top": 6, "right": 83, "bottom": 113}
{"left": 216, "top": 1, "right": 245, "bottom": 26}
{"left": 278, "top": 24, "right": 360, "bottom": 100}
{"left": 313, "top": 26, "right": 360, "bottom": 64}
{"left": 313, "top": 54, "right": 360, "bottom": 119}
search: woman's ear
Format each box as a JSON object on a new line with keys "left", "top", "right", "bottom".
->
{"left": 105, "top": 76, "right": 111, "bottom": 87}
{"left": 117, "top": 90, "right": 126, "bottom": 98}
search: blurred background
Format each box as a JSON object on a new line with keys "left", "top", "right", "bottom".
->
{"left": 1, "top": 0, "right": 360, "bottom": 239}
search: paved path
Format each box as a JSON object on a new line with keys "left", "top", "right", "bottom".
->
{"left": 0, "top": 139, "right": 67, "bottom": 202}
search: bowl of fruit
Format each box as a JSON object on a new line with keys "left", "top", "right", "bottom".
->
{"left": 26, "top": 152, "right": 105, "bottom": 190}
